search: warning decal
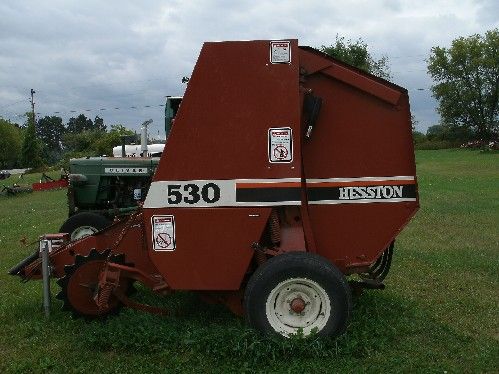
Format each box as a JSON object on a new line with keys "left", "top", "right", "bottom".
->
{"left": 268, "top": 127, "right": 293, "bottom": 163}
{"left": 270, "top": 41, "right": 291, "bottom": 64}
{"left": 151, "top": 215, "right": 175, "bottom": 251}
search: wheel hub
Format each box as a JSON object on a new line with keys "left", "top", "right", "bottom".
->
{"left": 265, "top": 277, "right": 331, "bottom": 336}
{"left": 290, "top": 297, "right": 306, "bottom": 313}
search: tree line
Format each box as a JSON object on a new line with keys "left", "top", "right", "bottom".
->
{"left": 0, "top": 113, "right": 134, "bottom": 169}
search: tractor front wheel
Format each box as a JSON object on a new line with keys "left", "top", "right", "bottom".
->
{"left": 59, "top": 212, "right": 111, "bottom": 241}
{"left": 244, "top": 252, "right": 352, "bottom": 337}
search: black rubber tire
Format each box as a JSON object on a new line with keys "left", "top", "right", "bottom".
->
{"left": 59, "top": 212, "right": 111, "bottom": 240}
{"left": 244, "top": 252, "right": 352, "bottom": 338}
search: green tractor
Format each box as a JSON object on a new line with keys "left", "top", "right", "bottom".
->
{"left": 60, "top": 96, "right": 182, "bottom": 240}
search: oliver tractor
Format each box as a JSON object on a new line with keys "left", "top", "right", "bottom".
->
{"left": 60, "top": 97, "right": 182, "bottom": 240}
{"left": 10, "top": 40, "right": 418, "bottom": 338}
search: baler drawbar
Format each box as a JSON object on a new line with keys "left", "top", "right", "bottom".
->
{"left": 10, "top": 39, "right": 419, "bottom": 337}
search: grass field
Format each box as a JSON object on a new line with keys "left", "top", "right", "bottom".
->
{"left": 0, "top": 149, "right": 498, "bottom": 373}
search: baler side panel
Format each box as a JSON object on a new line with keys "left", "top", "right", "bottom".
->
{"left": 299, "top": 48, "right": 419, "bottom": 271}
{"left": 154, "top": 40, "right": 301, "bottom": 181}
{"left": 146, "top": 40, "right": 302, "bottom": 289}
{"left": 144, "top": 208, "right": 270, "bottom": 290}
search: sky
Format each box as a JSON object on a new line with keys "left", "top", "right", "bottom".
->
{"left": 0, "top": 0, "right": 497, "bottom": 136}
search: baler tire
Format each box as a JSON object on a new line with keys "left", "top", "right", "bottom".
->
{"left": 59, "top": 212, "right": 111, "bottom": 241}
{"left": 56, "top": 249, "right": 132, "bottom": 319}
{"left": 244, "top": 252, "right": 352, "bottom": 338}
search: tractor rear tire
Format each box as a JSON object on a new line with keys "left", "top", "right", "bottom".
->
{"left": 244, "top": 252, "right": 352, "bottom": 338}
{"left": 59, "top": 212, "right": 111, "bottom": 241}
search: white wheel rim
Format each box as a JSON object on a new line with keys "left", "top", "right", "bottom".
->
{"left": 265, "top": 277, "right": 331, "bottom": 337}
{"left": 71, "top": 226, "right": 98, "bottom": 240}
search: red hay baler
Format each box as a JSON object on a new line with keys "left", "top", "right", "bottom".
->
{"left": 10, "top": 39, "right": 419, "bottom": 337}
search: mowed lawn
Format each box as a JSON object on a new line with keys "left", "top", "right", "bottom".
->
{"left": 0, "top": 149, "right": 497, "bottom": 373}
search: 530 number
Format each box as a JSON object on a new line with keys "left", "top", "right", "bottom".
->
{"left": 167, "top": 183, "right": 221, "bottom": 205}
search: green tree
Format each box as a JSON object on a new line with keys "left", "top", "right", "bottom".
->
{"left": 20, "top": 113, "right": 43, "bottom": 168}
{"left": 410, "top": 115, "right": 427, "bottom": 144}
{"left": 63, "top": 113, "right": 106, "bottom": 155}
{"left": 0, "top": 118, "right": 23, "bottom": 168}
{"left": 62, "top": 130, "right": 103, "bottom": 154}
{"left": 412, "top": 130, "right": 426, "bottom": 145}
{"left": 428, "top": 29, "right": 499, "bottom": 140}
{"left": 426, "top": 124, "right": 473, "bottom": 143}
{"left": 426, "top": 124, "right": 447, "bottom": 141}
{"left": 37, "top": 115, "right": 65, "bottom": 164}
{"left": 66, "top": 114, "right": 94, "bottom": 133}
{"left": 320, "top": 35, "right": 391, "bottom": 79}
{"left": 93, "top": 115, "right": 106, "bottom": 132}
{"left": 62, "top": 124, "right": 134, "bottom": 159}
{"left": 93, "top": 124, "right": 134, "bottom": 156}
{"left": 60, "top": 125, "right": 135, "bottom": 168}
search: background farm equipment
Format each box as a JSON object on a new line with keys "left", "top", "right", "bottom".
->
{"left": 59, "top": 97, "right": 182, "bottom": 240}
{"left": 2, "top": 172, "right": 68, "bottom": 197}
{"left": 32, "top": 172, "right": 69, "bottom": 191}
{"left": 10, "top": 39, "right": 419, "bottom": 338}
{"left": 0, "top": 170, "right": 11, "bottom": 180}
{"left": 1, "top": 183, "right": 32, "bottom": 196}
{"left": 1, "top": 170, "right": 32, "bottom": 196}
